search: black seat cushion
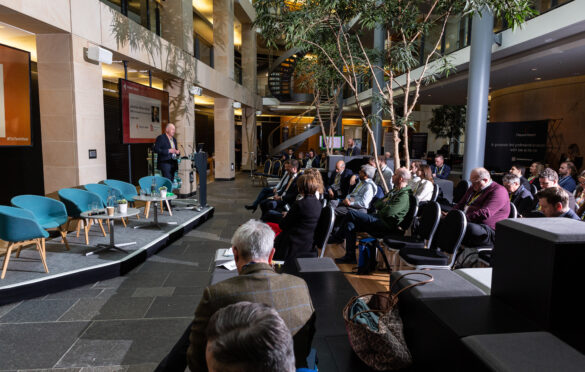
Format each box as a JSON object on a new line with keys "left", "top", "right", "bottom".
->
{"left": 400, "top": 248, "right": 449, "bottom": 265}
{"left": 383, "top": 236, "right": 425, "bottom": 250}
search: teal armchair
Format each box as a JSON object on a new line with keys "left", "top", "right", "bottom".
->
{"left": 138, "top": 176, "right": 174, "bottom": 218}
{"left": 0, "top": 206, "right": 49, "bottom": 279}
{"left": 11, "top": 195, "right": 71, "bottom": 251}
{"left": 58, "top": 188, "right": 107, "bottom": 245}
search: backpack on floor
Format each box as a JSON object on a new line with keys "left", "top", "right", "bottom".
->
{"left": 355, "top": 237, "right": 379, "bottom": 275}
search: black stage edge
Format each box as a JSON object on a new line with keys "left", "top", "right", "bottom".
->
{"left": 0, "top": 207, "right": 214, "bottom": 306}
{"left": 214, "top": 177, "right": 236, "bottom": 181}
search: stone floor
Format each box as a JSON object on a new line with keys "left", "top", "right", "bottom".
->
{"left": 0, "top": 174, "right": 259, "bottom": 371}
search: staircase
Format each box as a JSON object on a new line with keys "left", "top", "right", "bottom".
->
{"left": 267, "top": 48, "right": 301, "bottom": 102}
{"left": 268, "top": 101, "right": 337, "bottom": 156}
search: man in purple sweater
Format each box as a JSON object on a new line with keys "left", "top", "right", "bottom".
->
{"left": 453, "top": 167, "right": 510, "bottom": 247}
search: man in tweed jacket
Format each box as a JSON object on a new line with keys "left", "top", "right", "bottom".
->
{"left": 187, "top": 220, "right": 315, "bottom": 371}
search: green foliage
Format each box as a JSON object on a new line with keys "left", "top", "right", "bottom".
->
{"left": 116, "top": 199, "right": 128, "bottom": 204}
{"left": 429, "top": 105, "right": 467, "bottom": 140}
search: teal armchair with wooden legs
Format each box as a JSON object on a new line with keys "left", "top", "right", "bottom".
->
{"left": 0, "top": 206, "right": 49, "bottom": 279}
{"left": 138, "top": 176, "right": 173, "bottom": 218}
{"left": 11, "top": 195, "right": 71, "bottom": 251}
{"left": 58, "top": 188, "right": 107, "bottom": 245}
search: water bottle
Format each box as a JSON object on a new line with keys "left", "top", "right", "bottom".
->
{"left": 151, "top": 177, "right": 157, "bottom": 195}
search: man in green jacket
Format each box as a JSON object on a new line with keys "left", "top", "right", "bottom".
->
{"left": 335, "top": 167, "right": 413, "bottom": 264}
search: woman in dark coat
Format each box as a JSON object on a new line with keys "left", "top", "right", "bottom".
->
{"left": 274, "top": 173, "right": 323, "bottom": 261}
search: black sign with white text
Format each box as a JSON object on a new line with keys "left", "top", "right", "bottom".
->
{"left": 484, "top": 120, "right": 548, "bottom": 172}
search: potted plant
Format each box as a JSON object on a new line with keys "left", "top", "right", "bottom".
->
{"left": 117, "top": 199, "right": 128, "bottom": 214}
{"left": 159, "top": 186, "right": 167, "bottom": 198}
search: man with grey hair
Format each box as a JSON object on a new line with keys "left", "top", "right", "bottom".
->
{"left": 154, "top": 123, "right": 180, "bottom": 181}
{"left": 335, "top": 167, "right": 413, "bottom": 264}
{"left": 330, "top": 164, "right": 377, "bottom": 219}
{"left": 205, "top": 302, "right": 296, "bottom": 372}
{"left": 502, "top": 173, "right": 533, "bottom": 216}
{"left": 187, "top": 220, "right": 315, "bottom": 371}
{"left": 453, "top": 167, "right": 509, "bottom": 247}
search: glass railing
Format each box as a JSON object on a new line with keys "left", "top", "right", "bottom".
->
{"left": 348, "top": 0, "right": 573, "bottom": 97}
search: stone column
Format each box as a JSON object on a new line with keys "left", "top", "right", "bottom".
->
{"left": 462, "top": 9, "right": 494, "bottom": 179}
{"left": 240, "top": 21, "right": 257, "bottom": 171}
{"left": 165, "top": 78, "right": 196, "bottom": 195}
{"left": 36, "top": 33, "right": 107, "bottom": 194}
{"left": 214, "top": 98, "right": 235, "bottom": 179}
{"left": 213, "top": 0, "right": 235, "bottom": 178}
{"left": 160, "top": 0, "right": 193, "bottom": 53}
{"left": 213, "top": 0, "right": 235, "bottom": 79}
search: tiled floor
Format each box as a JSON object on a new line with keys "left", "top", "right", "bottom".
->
{"left": 0, "top": 173, "right": 386, "bottom": 371}
{"left": 0, "top": 174, "right": 258, "bottom": 371}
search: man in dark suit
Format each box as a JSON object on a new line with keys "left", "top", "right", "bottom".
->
{"left": 187, "top": 220, "right": 315, "bottom": 371}
{"left": 260, "top": 159, "right": 301, "bottom": 220}
{"left": 431, "top": 154, "right": 450, "bottom": 179}
{"left": 503, "top": 173, "right": 534, "bottom": 217}
{"left": 245, "top": 160, "right": 291, "bottom": 212}
{"left": 536, "top": 187, "right": 581, "bottom": 220}
{"left": 346, "top": 138, "right": 361, "bottom": 156}
{"left": 509, "top": 164, "right": 532, "bottom": 191}
{"left": 326, "top": 160, "right": 355, "bottom": 200}
{"left": 154, "top": 123, "right": 180, "bottom": 181}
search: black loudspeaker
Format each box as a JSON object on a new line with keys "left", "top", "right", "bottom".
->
{"left": 491, "top": 218, "right": 585, "bottom": 352}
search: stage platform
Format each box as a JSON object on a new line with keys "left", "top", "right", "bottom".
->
{"left": 0, "top": 205, "right": 214, "bottom": 305}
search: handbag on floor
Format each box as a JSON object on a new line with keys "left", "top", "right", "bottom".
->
{"left": 343, "top": 272, "right": 434, "bottom": 371}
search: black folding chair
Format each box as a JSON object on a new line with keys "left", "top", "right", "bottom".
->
{"left": 314, "top": 204, "right": 336, "bottom": 258}
{"left": 398, "top": 209, "right": 467, "bottom": 270}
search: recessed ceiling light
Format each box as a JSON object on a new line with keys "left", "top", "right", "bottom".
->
{"left": 535, "top": 77, "right": 542, "bottom": 81}
{"left": 531, "top": 67, "right": 538, "bottom": 71}
{"left": 427, "top": 94, "right": 432, "bottom": 97}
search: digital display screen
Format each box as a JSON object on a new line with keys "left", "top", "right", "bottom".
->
{"left": 319, "top": 135, "right": 344, "bottom": 149}
{"left": 0, "top": 44, "right": 31, "bottom": 147}
{"left": 120, "top": 79, "right": 169, "bottom": 144}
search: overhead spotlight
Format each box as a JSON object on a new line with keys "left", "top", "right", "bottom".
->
{"left": 190, "top": 86, "right": 202, "bottom": 96}
{"left": 233, "top": 102, "right": 242, "bottom": 109}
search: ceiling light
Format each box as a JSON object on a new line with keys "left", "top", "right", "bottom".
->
{"left": 531, "top": 67, "right": 538, "bottom": 71}
{"left": 535, "top": 77, "right": 542, "bottom": 81}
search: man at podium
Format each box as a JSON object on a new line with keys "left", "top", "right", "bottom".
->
{"left": 154, "top": 123, "right": 180, "bottom": 181}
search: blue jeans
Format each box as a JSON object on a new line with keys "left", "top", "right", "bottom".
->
{"left": 342, "top": 209, "right": 395, "bottom": 258}
{"left": 252, "top": 187, "right": 274, "bottom": 207}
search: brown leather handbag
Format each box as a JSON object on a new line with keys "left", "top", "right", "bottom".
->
{"left": 342, "top": 272, "right": 434, "bottom": 371}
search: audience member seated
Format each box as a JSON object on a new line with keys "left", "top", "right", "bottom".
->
{"left": 246, "top": 160, "right": 291, "bottom": 212}
{"left": 502, "top": 173, "right": 534, "bottom": 217}
{"left": 346, "top": 138, "right": 361, "bottom": 156}
{"left": 319, "top": 150, "right": 328, "bottom": 168}
{"left": 369, "top": 156, "right": 393, "bottom": 191}
{"left": 330, "top": 164, "right": 377, "bottom": 218}
{"left": 537, "top": 168, "right": 577, "bottom": 212}
{"left": 576, "top": 171, "right": 585, "bottom": 220}
{"left": 274, "top": 174, "right": 323, "bottom": 261}
{"left": 296, "top": 152, "right": 306, "bottom": 169}
{"left": 453, "top": 167, "right": 509, "bottom": 247}
{"left": 558, "top": 161, "right": 577, "bottom": 193}
{"left": 326, "top": 160, "right": 355, "bottom": 200}
{"left": 286, "top": 148, "right": 295, "bottom": 160}
{"left": 431, "top": 154, "right": 450, "bottom": 179}
{"left": 528, "top": 161, "right": 545, "bottom": 191}
{"left": 187, "top": 220, "right": 315, "bottom": 371}
{"left": 333, "top": 168, "right": 413, "bottom": 264}
{"left": 304, "top": 149, "right": 319, "bottom": 169}
{"left": 384, "top": 151, "right": 395, "bottom": 171}
{"left": 412, "top": 164, "right": 435, "bottom": 203}
{"left": 509, "top": 164, "right": 531, "bottom": 191}
{"left": 408, "top": 161, "right": 422, "bottom": 189}
{"left": 260, "top": 160, "right": 301, "bottom": 221}
{"left": 536, "top": 187, "right": 580, "bottom": 220}
{"left": 205, "top": 302, "right": 296, "bottom": 372}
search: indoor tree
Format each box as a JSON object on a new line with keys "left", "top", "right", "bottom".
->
{"left": 428, "top": 105, "right": 467, "bottom": 155}
{"left": 254, "top": 0, "right": 534, "bottom": 190}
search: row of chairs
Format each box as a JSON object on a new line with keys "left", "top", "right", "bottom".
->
{"left": 252, "top": 159, "right": 284, "bottom": 186}
{"left": 0, "top": 176, "right": 174, "bottom": 279}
